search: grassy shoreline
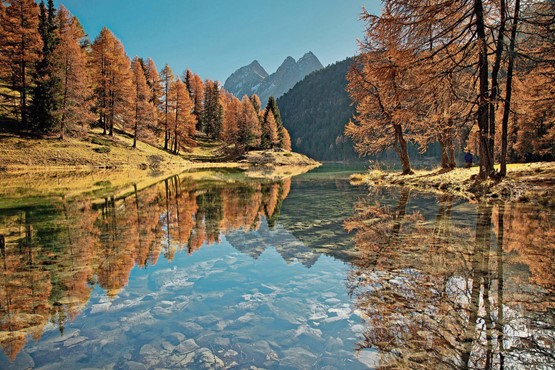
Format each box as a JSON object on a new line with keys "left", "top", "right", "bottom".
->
{"left": 352, "top": 162, "right": 555, "bottom": 206}
{"left": 0, "top": 128, "right": 319, "bottom": 174}
{"left": 0, "top": 129, "right": 320, "bottom": 202}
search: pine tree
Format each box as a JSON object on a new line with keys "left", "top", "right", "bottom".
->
{"left": 0, "top": 0, "right": 42, "bottom": 127}
{"left": 202, "top": 80, "right": 222, "bottom": 139}
{"left": 30, "top": 0, "right": 60, "bottom": 133}
{"left": 53, "top": 6, "right": 93, "bottom": 139}
{"left": 250, "top": 94, "right": 261, "bottom": 113}
{"left": 159, "top": 64, "right": 174, "bottom": 150}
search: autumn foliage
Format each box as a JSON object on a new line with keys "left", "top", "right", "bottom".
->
{"left": 347, "top": 1, "right": 554, "bottom": 178}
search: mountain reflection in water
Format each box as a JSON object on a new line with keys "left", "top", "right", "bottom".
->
{"left": 346, "top": 188, "right": 554, "bottom": 369}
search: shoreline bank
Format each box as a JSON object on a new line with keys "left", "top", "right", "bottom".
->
{"left": 351, "top": 162, "right": 555, "bottom": 207}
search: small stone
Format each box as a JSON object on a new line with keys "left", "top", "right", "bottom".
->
{"left": 175, "top": 339, "right": 199, "bottom": 354}
{"left": 180, "top": 321, "right": 203, "bottom": 334}
{"left": 139, "top": 344, "right": 158, "bottom": 357}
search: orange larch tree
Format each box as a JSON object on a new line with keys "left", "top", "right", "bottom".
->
{"left": 90, "top": 27, "right": 132, "bottom": 137}
{"left": 220, "top": 92, "right": 241, "bottom": 144}
{"left": 0, "top": 0, "right": 42, "bottom": 126}
{"left": 171, "top": 77, "right": 194, "bottom": 154}
{"left": 262, "top": 109, "right": 279, "bottom": 149}
{"left": 53, "top": 6, "right": 93, "bottom": 139}
{"left": 144, "top": 58, "right": 162, "bottom": 137}
{"left": 238, "top": 95, "right": 261, "bottom": 149}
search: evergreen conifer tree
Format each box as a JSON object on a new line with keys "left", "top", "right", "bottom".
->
{"left": 30, "top": 0, "right": 61, "bottom": 133}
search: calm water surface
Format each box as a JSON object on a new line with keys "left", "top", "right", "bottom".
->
{"left": 0, "top": 166, "right": 553, "bottom": 369}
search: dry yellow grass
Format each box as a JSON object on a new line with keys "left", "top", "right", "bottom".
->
{"left": 357, "top": 162, "right": 555, "bottom": 205}
{"left": 0, "top": 127, "right": 189, "bottom": 172}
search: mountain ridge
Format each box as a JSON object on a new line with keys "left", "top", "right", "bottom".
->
{"left": 224, "top": 52, "right": 323, "bottom": 104}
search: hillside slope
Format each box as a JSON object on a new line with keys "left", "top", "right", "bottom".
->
{"left": 278, "top": 58, "right": 357, "bottom": 161}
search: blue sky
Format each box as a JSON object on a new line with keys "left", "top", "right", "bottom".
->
{"left": 51, "top": 0, "right": 382, "bottom": 82}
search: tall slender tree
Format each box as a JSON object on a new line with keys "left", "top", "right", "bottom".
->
{"left": 143, "top": 58, "right": 161, "bottom": 136}
{"left": 159, "top": 64, "right": 174, "bottom": 150}
{"left": 171, "top": 78, "right": 194, "bottom": 154}
{"left": 130, "top": 56, "right": 149, "bottom": 148}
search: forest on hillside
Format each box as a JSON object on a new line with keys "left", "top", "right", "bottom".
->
{"left": 278, "top": 59, "right": 357, "bottom": 161}
{"left": 0, "top": 0, "right": 291, "bottom": 156}
{"left": 346, "top": 0, "right": 554, "bottom": 177}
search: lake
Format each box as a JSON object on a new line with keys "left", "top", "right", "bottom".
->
{"left": 0, "top": 165, "right": 553, "bottom": 369}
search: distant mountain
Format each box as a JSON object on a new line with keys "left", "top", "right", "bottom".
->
{"left": 222, "top": 60, "right": 269, "bottom": 101}
{"left": 224, "top": 52, "right": 323, "bottom": 104}
{"left": 278, "top": 58, "right": 358, "bottom": 161}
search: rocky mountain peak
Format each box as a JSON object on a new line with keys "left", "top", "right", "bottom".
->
{"left": 224, "top": 52, "right": 324, "bottom": 104}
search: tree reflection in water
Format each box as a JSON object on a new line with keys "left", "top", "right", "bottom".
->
{"left": 0, "top": 176, "right": 290, "bottom": 360}
{"left": 345, "top": 189, "right": 554, "bottom": 369}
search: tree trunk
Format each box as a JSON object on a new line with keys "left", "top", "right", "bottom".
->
{"left": 447, "top": 137, "right": 456, "bottom": 168}
{"left": 489, "top": 0, "right": 507, "bottom": 165}
{"left": 474, "top": 0, "right": 494, "bottom": 179}
{"left": 394, "top": 124, "right": 413, "bottom": 175}
{"left": 21, "top": 54, "right": 28, "bottom": 127}
{"left": 500, "top": 0, "right": 520, "bottom": 177}
{"left": 133, "top": 89, "right": 138, "bottom": 148}
{"left": 439, "top": 138, "right": 450, "bottom": 169}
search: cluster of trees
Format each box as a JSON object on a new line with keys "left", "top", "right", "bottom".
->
{"left": 346, "top": 1, "right": 554, "bottom": 177}
{"left": 0, "top": 0, "right": 291, "bottom": 154}
{"left": 0, "top": 176, "right": 292, "bottom": 360}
